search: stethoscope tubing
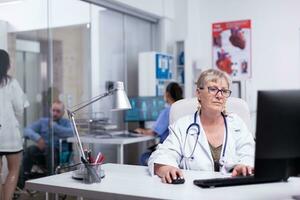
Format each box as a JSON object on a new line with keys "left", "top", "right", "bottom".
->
{"left": 183, "top": 110, "right": 228, "bottom": 161}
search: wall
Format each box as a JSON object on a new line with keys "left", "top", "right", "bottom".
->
{"left": 0, "top": 0, "right": 94, "bottom": 108}
{"left": 114, "top": 0, "right": 175, "bottom": 19}
{"left": 184, "top": 0, "right": 202, "bottom": 98}
{"left": 0, "top": 0, "right": 181, "bottom": 92}
{"left": 113, "top": 0, "right": 191, "bottom": 90}
{"left": 8, "top": 0, "right": 297, "bottom": 113}
{"left": 0, "top": 21, "right": 8, "bottom": 49}
{"left": 114, "top": 0, "right": 164, "bottom": 17}
{"left": 173, "top": 0, "right": 187, "bottom": 42}
{"left": 196, "top": 0, "right": 300, "bottom": 90}
{"left": 113, "top": 0, "right": 177, "bottom": 52}
{"left": 52, "top": 25, "right": 90, "bottom": 107}
{"left": 183, "top": 0, "right": 300, "bottom": 131}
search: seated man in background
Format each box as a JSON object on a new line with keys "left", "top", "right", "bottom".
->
{"left": 22, "top": 100, "right": 73, "bottom": 176}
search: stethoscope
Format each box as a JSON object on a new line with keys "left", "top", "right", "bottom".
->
{"left": 179, "top": 110, "right": 228, "bottom": 170}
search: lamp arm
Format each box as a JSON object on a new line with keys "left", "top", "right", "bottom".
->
{"left": 67, "top": 110, "right": 86, "bottom": 161}
{"left": 66, "top": 88, "right": 117, "bottom": 162}
{"left": 70, "top": 89, "right": 116, "bottom": 113}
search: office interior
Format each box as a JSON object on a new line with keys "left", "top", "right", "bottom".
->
{"left": 0, "top": 0, "right": 300, "bottom": 199}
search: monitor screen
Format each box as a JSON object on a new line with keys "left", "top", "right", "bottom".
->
{"left": 255, "top": 90, "right": 300, "bottom": 178}
{"left": 125, "top": 96, "right": 165, "bottom": 122}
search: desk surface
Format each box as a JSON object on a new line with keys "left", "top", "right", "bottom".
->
{"left": 67, "top": 131, "right": 156, "bottom": 145}
{"left": 26, "top": 163, "right": 300, "bottom": 200}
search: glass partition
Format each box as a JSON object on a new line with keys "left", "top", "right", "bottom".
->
{"left": 2, "top": 1, "right": 53, "bottom": 193}
{"left": 2, "top": 0, "right": 92, "bottom": 192}
{"left": 0, "top": 1, "right": 159, "bottom": 197}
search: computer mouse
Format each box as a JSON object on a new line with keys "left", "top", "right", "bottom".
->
{"left": 171, "top": 177, "right": 185, "bottom": 184}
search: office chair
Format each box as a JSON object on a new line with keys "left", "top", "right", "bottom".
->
{"left": 169, "top": 97, "right": 252, "bottom": 135}
{"left": 17, "top": 138, "right": 73, "bottom": 189}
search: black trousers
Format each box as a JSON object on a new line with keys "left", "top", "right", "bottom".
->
{"left": 23, "top": 145, "right": 60, "bottom": 173}
{"left": 18, "top": 145, "right": 59, "bottom": 189}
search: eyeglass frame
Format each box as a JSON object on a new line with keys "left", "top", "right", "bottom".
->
{"left": 198, "top": 86, "right": 232, "bottom": 98}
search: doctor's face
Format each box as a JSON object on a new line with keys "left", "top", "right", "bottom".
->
{"left": 197, "top": 78, "right": 230, "bottom": 113}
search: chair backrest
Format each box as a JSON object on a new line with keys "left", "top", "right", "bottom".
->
{"left": 169, "top": 97, "right": 252, "bottom": 132}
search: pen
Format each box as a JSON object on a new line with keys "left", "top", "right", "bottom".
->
{"left": 94, "top": 152, "right": 102, "bottom": 164}
{"left": 98, "top": 155, "right": 105, "bottom": 164}
{"left": 94, "top": 152, "right": 105, "bottom": 164}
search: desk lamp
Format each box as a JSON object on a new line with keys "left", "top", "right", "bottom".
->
{"left": 67, "top": 81, "right": 131, "bottom": 183}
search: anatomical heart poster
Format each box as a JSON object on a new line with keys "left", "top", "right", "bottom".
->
{"left": 212, "top": 20, "right": 251, "bottom": 79}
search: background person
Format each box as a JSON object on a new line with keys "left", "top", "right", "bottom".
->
{"left": 0, "top": 49, "right": 29, "bottom": 200}
{"left": 148, "top": 69, "right": 255, "bottom": 183}
{"left": 22, "top": 100, "right": 73, "bottom": 177}
{"left": 135, "top": 82, "right": 183, "bottom": 165}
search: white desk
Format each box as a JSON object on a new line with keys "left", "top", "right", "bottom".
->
{"left": 66, "top": 132, "right": 156, "bottom": 164}
{"left": 26, "top": 163, "right": 300, "bottom": 200}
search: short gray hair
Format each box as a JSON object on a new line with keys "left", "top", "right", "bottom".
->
{"left": 196, "top": 69, "right": 231, "bottom": 89}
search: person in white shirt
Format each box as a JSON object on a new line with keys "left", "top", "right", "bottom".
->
{"left": 148, "top": 69, "right": 255, "bottom": 184}
{"left": 0, "top": 49, "right": 29, "bottom": 200}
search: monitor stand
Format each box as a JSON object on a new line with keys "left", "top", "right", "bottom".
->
{"left": 292, "top": 195, "right": 300, "bottom": 200}
{"left": 139, "top": 121, "right": 145, "bottom": 128}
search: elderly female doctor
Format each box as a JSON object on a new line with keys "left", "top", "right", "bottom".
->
{"left": 148, "top": 69, "right": 255, "bottom": 184}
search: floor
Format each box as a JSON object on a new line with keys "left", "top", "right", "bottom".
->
{"left": 14, "top": 189, "right": 77, "bottom": 200}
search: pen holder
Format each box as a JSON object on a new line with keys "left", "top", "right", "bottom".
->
{"left": 83, "top": 163, "right": 102, "bottom": 184}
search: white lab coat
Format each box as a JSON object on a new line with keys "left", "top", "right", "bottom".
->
{"left": 0, "top": 78, "right": 29, "bottom": 152}
{"left": 148, "top": 113, "right": 255, "bottom": 175}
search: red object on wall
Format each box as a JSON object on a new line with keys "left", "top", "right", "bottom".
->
{"left": 212, "top": 20, "right": 251, "bottom": 79}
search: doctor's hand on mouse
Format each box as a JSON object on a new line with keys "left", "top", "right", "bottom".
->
{"left": 155, "top": 163, "right": 254, "bottom": 184}
{"left": 154, "top": 164, "right": 184, "bottom": 184}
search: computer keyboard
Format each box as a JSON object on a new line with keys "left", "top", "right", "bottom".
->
{"left": 193, "top": 176, "right": 278, "bottom": 188}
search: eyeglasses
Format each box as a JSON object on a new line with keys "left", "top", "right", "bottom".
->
{"left": 199, "top": 86, "right": 232, "bottom": 98}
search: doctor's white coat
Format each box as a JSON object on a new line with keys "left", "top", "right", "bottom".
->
{"left": 148, "top": 113, "right": 255, "bottom": 175}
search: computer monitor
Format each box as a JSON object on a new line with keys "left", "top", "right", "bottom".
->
{"left": 255, "top": 90, "right": 300, "bottom": 180}
{"left": 124, "top": 96, "right": 165, "bottom": 124}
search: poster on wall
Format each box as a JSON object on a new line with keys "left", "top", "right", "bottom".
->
{"left": 212, "top": 20, "right": 251, "bottom": 79}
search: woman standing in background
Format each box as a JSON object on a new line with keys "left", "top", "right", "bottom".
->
{"left": 0, "top": 49, "right": 29, "bottom": 200}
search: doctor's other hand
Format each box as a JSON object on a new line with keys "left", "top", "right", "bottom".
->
{"left": 154, "top": 163, "right": 184, "bottom": 184}
{"left": 134, "top": 128, "right": 155, "bottom": 136}
{"left": 231, "top": 164, "right": 254, "bottom": 177}
{"left": 134, "top": 128, "right": 144, "bottom": 134}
